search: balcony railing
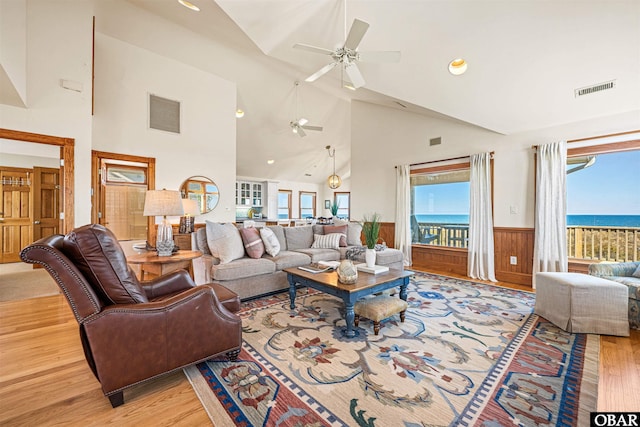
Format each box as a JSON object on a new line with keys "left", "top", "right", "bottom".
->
{"left": 413, "top": 222, "right": 469, "bottom": 248}
{"left": 567, "top": 226, "right": 640, "bottom": 262}
{"left": 414, "top": 223, "right": 640, "bottom": 262}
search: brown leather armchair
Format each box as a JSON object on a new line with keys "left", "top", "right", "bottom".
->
{"left": 20, "top": 224, "right": 242, "bottom": 408}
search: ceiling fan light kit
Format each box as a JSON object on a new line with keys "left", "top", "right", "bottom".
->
{"left": 290, "top": 81, "right": 323, "bottom": 138}
{"left": 294, "top": 18, "right": 400, "bottom": 89}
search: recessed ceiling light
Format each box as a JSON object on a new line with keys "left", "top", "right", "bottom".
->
{"left": 448, "top": 58, "right": 468, "bottom": 75}
{"left": 178, "top": 0, "right": 200, "bottom": 12}
{"left": 267, "top": 159, "right": 274, "bottom": 165}
{"left": 235, "top": 109, "right": 245, "bottom": 118}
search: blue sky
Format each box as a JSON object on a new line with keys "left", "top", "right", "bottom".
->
{"left": 413, "top": 150, "right": 640, "bottom": 216}
{"left": 567, "top": 150, "right": 640, "bottom": 215}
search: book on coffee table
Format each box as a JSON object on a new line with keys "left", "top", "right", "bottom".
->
{"left": 298, "top": 263, "right": 336, "bottom": 273}
{"left": 356, "top": 264, "right": 389, "bottom": 275}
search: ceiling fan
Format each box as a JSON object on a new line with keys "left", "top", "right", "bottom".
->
{"left": 293, "top": 18, "right": 401, "bottom": 89}
{"left": 290, "top": 81, "right": 323, "bottom": 138}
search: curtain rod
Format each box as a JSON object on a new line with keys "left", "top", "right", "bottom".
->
{"left": 531, "top": 129, "right": 640, "bottom": 149}
{"left": 396, "top": 152, "right": 494, "bottom": 168}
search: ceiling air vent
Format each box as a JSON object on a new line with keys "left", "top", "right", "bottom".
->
{"left": 574, "top": 80, "right": 616, "bottom": 98}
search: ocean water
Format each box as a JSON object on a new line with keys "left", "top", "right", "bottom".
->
{"left": 414, "top": 214, "right": 640, "bottom": 227}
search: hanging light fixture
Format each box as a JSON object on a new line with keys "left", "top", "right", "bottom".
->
{"left": 326, "top": 145, "right": 342, "bottom": 189}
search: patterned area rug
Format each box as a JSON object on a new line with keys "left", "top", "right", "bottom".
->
{"left": 184, "top": 272, "right": 598, "bottom": 426}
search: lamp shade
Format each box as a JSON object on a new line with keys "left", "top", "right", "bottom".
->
{"left": 182, "top": 198, "right": 200, "bottom": 216}
{"left": 143, "top": 190, "right": 184, "bottom": 217}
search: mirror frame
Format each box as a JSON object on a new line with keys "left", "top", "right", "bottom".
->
{"left": 179, "top": 175, "right": 220, "bottom": 214}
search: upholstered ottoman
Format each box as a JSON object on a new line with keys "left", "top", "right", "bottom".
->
{"left": 535, "top": 272, "right": 629, "bottom": 336}
{"left": 354, "top": 294, "right": 409, "bottom": 335}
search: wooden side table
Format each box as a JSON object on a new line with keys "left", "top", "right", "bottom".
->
{"left": 127, "top": 250, "right": 202, "bottom": 281}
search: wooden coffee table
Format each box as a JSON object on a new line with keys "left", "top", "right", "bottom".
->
{"left": 284, "top": 267, "right": 413, "bottom": 338}
{"left": 127, "top": 250, "right": 202, "bottom": 281}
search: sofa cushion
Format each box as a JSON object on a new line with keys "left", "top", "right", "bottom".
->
{"left": 294, "top": 248, "right": 341, "bottom": 263}
{"left": 347, "top": 222, "right": 363, "bottom": 246}
{"left": 311, "top": 233, "right": 342, "bottom": 249}
{"left": 267, "top": 225, "right": 287, "bottom": 251}
{"left": 62, "top": 224, "right": 148, "bottom": 305}
{"left": 212, "top": 257, "right": 275, "bottom": 281}
{"left": 323, "top": 225, "right": 348, "bottom": 246}
{"left": 267, "top": 250, "right": 312, "bottom": 270}
{"left": 284, "top": 225, "right": 314, "bottom": 250}
{"left": 205, "top": 221, "right": 245, "bottom": 264}
{"left": 238, "top": 227, "right": 265, "bottom": 259}
{"left": 260, "top": 227, "right": 281, "bottom": 256}
{"left": 194, "top": 228, "right": 211, "bottom": 255}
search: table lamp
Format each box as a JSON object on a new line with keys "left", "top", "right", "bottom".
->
{"left": 143, "top": 189, "right": 184, "bottom": 256}
{"left": 179, "top": 198, "right": 200, "bottom": 234}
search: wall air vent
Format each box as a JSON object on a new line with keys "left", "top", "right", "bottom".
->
{"left": 149, "top": 94, "right": 181, "bottom": 133}
{"left": 574, "top": 80, "right": 616, "bottom": 98}
{"left": 429, "top": 137, "right": 442, "bottom": 146}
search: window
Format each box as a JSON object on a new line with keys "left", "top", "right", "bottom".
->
{"left": 334, "top": 192, "right": 350, "bottom": 219}
{"left": 278, "top": 190, "right": 292, "bottom": 219}
{"left": 410, "top": 163, "right": 470, "bottom": 247}
{"left": 566, "top": 139, "right": 640, "bottom": 262}
{"left": 299, "top": 192, "right": 316, "bottom": 219}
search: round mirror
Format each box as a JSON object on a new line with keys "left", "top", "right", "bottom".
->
{"left": 179, "top": 176, "right": 220, "bottom": 214}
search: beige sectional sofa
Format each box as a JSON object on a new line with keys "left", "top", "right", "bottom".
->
{"left": 192, "top": 222, "right": 404, "bottom": 300}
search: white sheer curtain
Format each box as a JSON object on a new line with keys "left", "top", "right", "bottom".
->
{"left": 533, "top": 140, "right": 568, "bottom": 287}
{"left": 395, "top": 164, "right": 412, "bottom": 266}
{"left": 467, "top": 152, "right": 496, "bottom": 281}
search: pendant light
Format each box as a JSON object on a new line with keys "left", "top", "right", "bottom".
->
{"left": 326, "top": 145, "right": 342, "bottom": 189}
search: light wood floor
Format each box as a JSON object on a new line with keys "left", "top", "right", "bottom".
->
{"left": 0, "top": 269, "right": 638, "bottom": 425}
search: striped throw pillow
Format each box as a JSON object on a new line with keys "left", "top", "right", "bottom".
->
{"left": 238, "top": 227, "right": 265, "bottom": 259}
{"left": 311, "top": 233, "right": 342, "bottom": 249}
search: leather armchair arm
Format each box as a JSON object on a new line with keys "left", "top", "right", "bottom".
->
{"left": 82, "top": 285, "right": 242, "bottom": 395}
{"left": 142, "top": 269, "right": 195, "bottom": 299}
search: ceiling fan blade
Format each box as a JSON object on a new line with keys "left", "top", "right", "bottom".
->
{"left": 301, "top": 125, "right": 323, "bottom": 132}
{"left": 344, "top": 19, "right": 369, "bottom": 51}
{"left": 305, "top": 62, "right": 338, "bottom": 82}
{"left": 345, "top": 63, "right": 366, "bottom": 89}
{"left": 358, "top": 50, "right": 401, "bottom": 63}
{"left": 297, "top": 127, "right": 307, "bottom": 137}
{"left": 293, "top": 43, "right": 334, "bottom": 56}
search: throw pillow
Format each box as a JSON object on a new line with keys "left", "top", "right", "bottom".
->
{"left": 323, "top": 224, "right": 348, "bottom": 247}
{"left": 311, "top": 233, "right": 342, "bottom": 249}
{"left": 347, "top": 221, "right": 363, "bottom": 246}
{"left": 633, "top": 263, "right": 640, "bottom": 278}
{"left": 260, "top": 227, "right": 281, "bottom": 256}
{"left": 205, "top": 221, "right": 246, "bottom": 264}
{"left": 238, "top": 227, "right": 265, "bottom": 259}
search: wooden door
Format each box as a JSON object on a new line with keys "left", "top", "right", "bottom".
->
{"left": 0, "top": 168, "right": 32, "bottom": 263}
{"left": 32, "top": 167, "right": 60, "bottom": 241}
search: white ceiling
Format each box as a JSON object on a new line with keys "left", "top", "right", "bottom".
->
{"left": 103, "top": 1, "right": 640, "bottom": 183}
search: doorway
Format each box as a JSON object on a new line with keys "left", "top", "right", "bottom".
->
{"left": 0, "top": 129, "right": 74, "bottom": 264}
{"left": 91, "top": 150, "right": 156, "bottom": 243}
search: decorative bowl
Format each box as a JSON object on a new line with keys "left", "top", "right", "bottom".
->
{"left": 337, "top": 259, "right": 358, "bottom": 284}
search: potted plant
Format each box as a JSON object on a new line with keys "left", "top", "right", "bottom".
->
{"left": 329, "top": 200, "right": 340, "bottom": 217}
{"left": 361, "top": 213, "right": 381, "bottom": 267}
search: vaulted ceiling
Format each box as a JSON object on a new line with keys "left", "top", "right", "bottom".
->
{"left": 94, "top": 1, "right": 640, "bottom": 183}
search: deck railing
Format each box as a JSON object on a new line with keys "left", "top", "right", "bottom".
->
{"left": 414, "top": 223, "right": 640, "bottom": 262}
{"left": 414, "top": 222, "right": 469, "bottom": 248}
{"left": 567, "top": 226, "right": 640, "bottom": 262}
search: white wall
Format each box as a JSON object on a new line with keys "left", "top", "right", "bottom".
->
{"left": 0, "top": 0, "right": 27, "bottom": 106}
{"left": 351, "top": 101, "right": 640, "bottom": 227}
{"left": 93, "top": 33, "right": 237, "bottom": 222}
{"left": 0, "top": 153, "right": 59, "bottom": 169}
{"left": 0, "top": 0, "right": 94, "bottom": 225}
